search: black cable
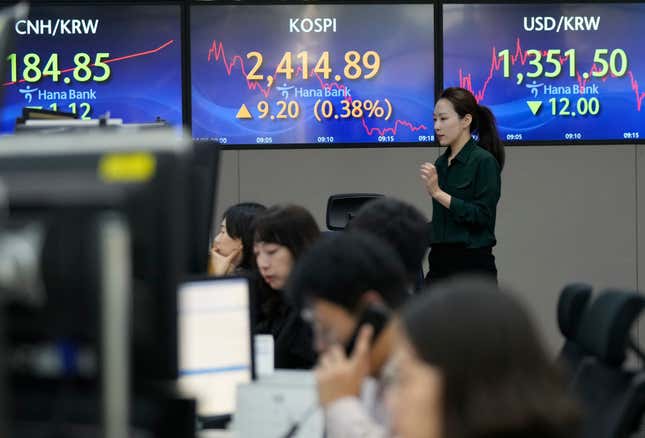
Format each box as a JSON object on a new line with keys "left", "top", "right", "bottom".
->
{"left": 278, "top": 402, "right": 319, "bottom": 438}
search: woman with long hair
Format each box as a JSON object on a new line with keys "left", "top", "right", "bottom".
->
{"left": 388, "top": 277, "right": 580, "bottom": 438}
{"left": 421, "top": 87, "right": 504, "bottom": 282}
{"left": 252, "top": 204, "right": 320, "bottom": 369}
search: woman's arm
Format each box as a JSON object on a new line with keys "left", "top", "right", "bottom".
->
{"left": 421, "top": 158, "right": 500, "bottom": 226}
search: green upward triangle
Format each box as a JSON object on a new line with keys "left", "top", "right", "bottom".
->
{"left": 527, "top": 101, "right": 542, "bottom": 116}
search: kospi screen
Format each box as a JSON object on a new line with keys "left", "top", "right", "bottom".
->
{"left": 443, "top": 3, "right": 645, "bottom": 143}
{"left": 1, "top": 4, "right": 182, "bottom": 133}
{"left": 191, "top": 4, "right": 435, "bottom": 147}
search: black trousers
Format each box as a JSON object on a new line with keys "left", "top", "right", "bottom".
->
{"left": 425, "top": 244, "right": 497, "bottom": 285}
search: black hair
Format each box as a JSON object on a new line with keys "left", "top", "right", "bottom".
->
{"left": 401, "top": 277, "right": 580, "bottom": 438}
{"left": 348, "top": 197, "right": 428, "bottom": 286}
{"left": 440, "top": 87, "right": 505, "bottom": 170}
{"left": 221, "top": 202, "right": 266, "bottom": 270}
{"left": 252, "top": 204, "right": 321, "bottom": 321}
{"left": 288, "top": 231, "right": 409, "bottom": 314}
{"left": 253, "top": 204, "right": 320, "bottom": 261}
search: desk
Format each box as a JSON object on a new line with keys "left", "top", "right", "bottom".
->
{"left": 200, "top": 371, "right": 321, "bottom": 438}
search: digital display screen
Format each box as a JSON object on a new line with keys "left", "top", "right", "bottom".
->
{"left": 443, "top": 3, "right": 645, "bottom": 142}
{"left": 178, "top": 277, "right": 252, "bottom": 417}
{"left": 1, "top": 4, "right": 183, "bottom": 133}
{"left": 191, "top": 4, "right": 435, "bottom": 146}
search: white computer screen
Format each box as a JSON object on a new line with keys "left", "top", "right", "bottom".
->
{"left": 178, "top": 277, "right": 252, "bottom": 417}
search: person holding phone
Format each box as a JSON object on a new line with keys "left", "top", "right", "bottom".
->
{"left": 420, "top": 87, "right": 504, "bottom": 283}
{"left": 288, "top": 232, "right": 410, "bottom": 438}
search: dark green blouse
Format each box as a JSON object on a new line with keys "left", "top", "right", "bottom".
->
{"left": 431, "top": 137, "right": 501, "bottom": 248}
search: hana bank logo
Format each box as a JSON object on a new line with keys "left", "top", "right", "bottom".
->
{"left": 526, "top": 80, "right": 543, "bottom": 98}
{"left": 276, "top": 83, "right": 295, "bottom": 99}
{"left": 19, "top": 85, "right": 39, "bottom": 103}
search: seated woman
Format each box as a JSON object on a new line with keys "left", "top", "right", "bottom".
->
{"left": 253, "top": 204, "right": 320, "bottom": 369}
{"left": 208, "top": 202, "right": 266, "bottom": 276}
{"left": 388, "top": 277, "right": 580, "bottom": 438}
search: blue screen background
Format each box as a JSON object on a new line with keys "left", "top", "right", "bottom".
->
{"left": 443, "top": 3, "right": 645, "bottom": 142}
{"left": 1, "top": 4, "right": 183, "bottom": 133}
{"left": 191, "top": 4, "right": 435, "bottom": 146}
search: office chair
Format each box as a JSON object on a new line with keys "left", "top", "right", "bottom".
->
{"left": 556, "top": 283, "right": 593, "bottom": 373}
{"left": 570, "top": 290, "right": 645, "bottom": 438}
{"left": 325, "top": 193, "right": 384, "bottom": 230}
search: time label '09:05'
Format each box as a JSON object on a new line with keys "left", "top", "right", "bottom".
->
{"left": 5, "top": 52, "right": 112, "bottom": 84}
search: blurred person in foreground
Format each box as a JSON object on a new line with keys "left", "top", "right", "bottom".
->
{"left": 387, "top": 277, "right": 580, "bottom": 438}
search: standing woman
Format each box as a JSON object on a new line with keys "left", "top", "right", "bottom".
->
{"left": 420, "top": 87, "right": 504, "bottom": 282}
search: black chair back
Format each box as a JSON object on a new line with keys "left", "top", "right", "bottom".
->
{"left": 570, "top": 290, "right": 645, "bottom": 438}
{"left": 557, "top": 283, "right": 593, "bottom": 372}
{"left": 326, "top": 193, "right": 384, "bottom": 230}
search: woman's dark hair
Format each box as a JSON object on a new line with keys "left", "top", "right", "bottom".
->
{"left": 222, "top": 202, "right": 267, "bottom": 270}
{"left": 401, "top": 277, "right": 579, "bottom": 438}
{"left": 440, "top": 87, "right": 505, "bottom": 169}
{"left": 253, "top": 204, "right": 320, "bottom": 261}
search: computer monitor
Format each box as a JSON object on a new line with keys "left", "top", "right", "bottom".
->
{"left": 187, "top": 140, "right": 219, "bottom": 275}
{"left": 190, "top": 2, "right": 435, "bottom": 147}
{"left": 0, "top": 128, "right": 197, "bottom": 436}
{"left": 0, "top": 128, "right": 191, "bottom": 380}
{"left": 1, "top": 3, "right": 183, "bottom": 134}
{"left": 178, "top": 276, "right": 254, "bottom": 420}
{"left": 0, "top": 3, "right": 28, "bottom": 118}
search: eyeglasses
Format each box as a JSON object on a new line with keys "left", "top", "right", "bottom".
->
{"left": 301, "top": 308, "right": 342, "bottom": 351}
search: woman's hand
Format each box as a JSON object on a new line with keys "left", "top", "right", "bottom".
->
{"left": 420, "top": 163, "right": 440, "bottom": 197}
{"left": 208, "top": 246, "right": 241, "bottom": 276}
{"left": 421, "top": 163, "right": 452, "bottom": 208}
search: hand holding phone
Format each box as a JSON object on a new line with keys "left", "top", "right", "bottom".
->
{"left": 316, "top": 324, "right": 374, "bottom": 407}
{"left": 345, "top": 303, "right": 391, "bottom": 356}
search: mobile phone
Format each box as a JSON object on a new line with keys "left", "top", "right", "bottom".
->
{"left": 345, "top": 304, "right": 391, "bottom": 356}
